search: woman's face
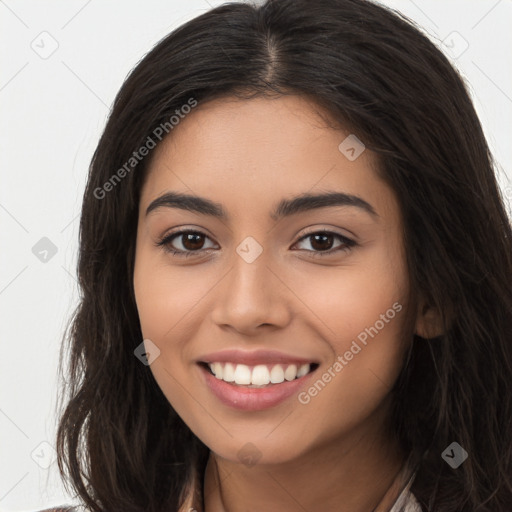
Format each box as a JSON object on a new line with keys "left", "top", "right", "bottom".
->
{"left": 133, "top": 94, "right": 419, "bottom": 465}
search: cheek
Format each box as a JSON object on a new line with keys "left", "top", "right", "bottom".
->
{"left": 133, "top": 245, "right": 207, "bottom": 342}
{"left": 289, "top": 252, "right": 409, "bottom": 423}
{"left": 133, "top": 248, "right": 205, "bottom": 423}
{"left": 289, "top": 256, "right": 407, "bottom": 346}
{"left": 132, "top": 246, "right": 216, "bottom": 406}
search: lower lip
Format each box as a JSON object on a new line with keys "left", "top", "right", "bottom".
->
{"left": 199, "top": 364, "right": 317, "bottom": 411}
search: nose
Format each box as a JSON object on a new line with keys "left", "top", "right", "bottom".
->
{"left": 210, "top": 248, "right": 292, "bottom": 335}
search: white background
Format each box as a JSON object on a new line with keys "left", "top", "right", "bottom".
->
{"left": 1, "top": 1, "right": 511, "bottom": 510}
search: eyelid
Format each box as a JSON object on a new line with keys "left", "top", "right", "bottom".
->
{"left": 296, "top": 224, "right": 359, "bottom": 242}
{"left": 296, "top": 225, "right": 354, "bottom": 240}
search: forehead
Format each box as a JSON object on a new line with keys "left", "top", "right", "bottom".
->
{"left": 140, "top": 94, "right": 396, "bottom": 222}
{"left": 148, "top": 94, "right": 344, "bottom": 167}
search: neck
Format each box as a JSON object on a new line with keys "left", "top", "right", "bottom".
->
{"left": 202, "top": 398, "right": 407, "bottom": 512}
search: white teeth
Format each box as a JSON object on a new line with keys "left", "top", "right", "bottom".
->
{"left": 270, "top": 365, "right": 285, "bottom": 383}
{"left": 234, "top": 364, "right": 252, "bottom": 385}
{"left": 207, "top": 362, "right": 313, "bottom": 386}
{"left": 211, "top": 362, "right": 223, "bottom": 380}
{"left": 251, "top": 365, "right": 270, "bottom": 386}
{"left": 297, "top": 363, "right": 309, "bottom": 378}
{"left": 223, "top": 362, "right": 235, "bottom": 382}
{"left": 284, "top": 364, "right": 297, "bottom": 381}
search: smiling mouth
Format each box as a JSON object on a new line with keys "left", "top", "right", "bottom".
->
{"left": 199, "top": 361, "right": 319, "bottom": 388}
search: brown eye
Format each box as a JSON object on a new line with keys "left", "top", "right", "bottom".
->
{"left": 309, "top": 233, "right": 335, "bottom": 251}
{"left": 180, "top": 232, "right": 207, "bottom": 250}
{"left": 294, "top": 231, "right": 356, "bottom": 257}
{"left": 156, "top": 230, "right": 217, "bottom": 257}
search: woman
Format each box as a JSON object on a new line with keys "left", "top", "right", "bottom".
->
{"left": 46, "top": 0, "right": 512, "bottom": 510}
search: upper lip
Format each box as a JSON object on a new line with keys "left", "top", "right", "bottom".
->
{"left": 197, "top": 349, "right": 319, "bottom": 366}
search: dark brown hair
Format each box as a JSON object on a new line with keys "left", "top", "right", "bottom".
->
{"left": 56, "top": 0, "right": 512, "bottom": 510}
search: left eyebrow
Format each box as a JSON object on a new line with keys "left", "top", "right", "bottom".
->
{"left": 271, "top": 191, "right": 379, "bottom": 221}
{"left": 145, "top": 190, "right": 379, "bottom": 221}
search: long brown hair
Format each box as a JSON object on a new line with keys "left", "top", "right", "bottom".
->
{"left": 56, "top": 1, "right": 512, "bottom": 510}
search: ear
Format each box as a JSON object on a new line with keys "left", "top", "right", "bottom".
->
{"left": 414, "top": 298, "right": 445, "bottom": 339}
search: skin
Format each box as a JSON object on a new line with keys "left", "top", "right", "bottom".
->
{"left": 133, "top": 94, "right": 440, "bottom": 511}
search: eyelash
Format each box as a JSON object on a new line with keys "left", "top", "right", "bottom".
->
{"left": 155, "top": 229, "right": 357, "bottom": 258}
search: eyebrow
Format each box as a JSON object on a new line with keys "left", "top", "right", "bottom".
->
{"left": 145, "top": 190, "right": 378, "bottom": 221}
